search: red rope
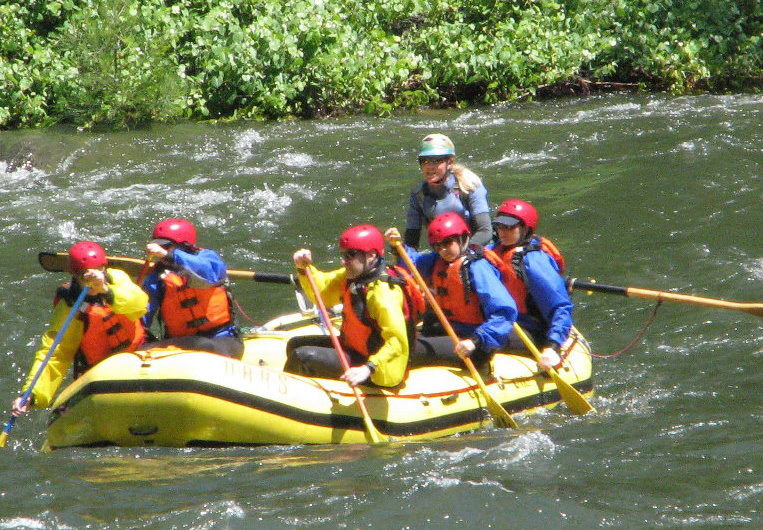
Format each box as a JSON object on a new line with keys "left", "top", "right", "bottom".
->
{"left": 588, "top": 300, "right": 663, "bottom": 358}
{"left": 233, "top": 297, "right": 262, "bottom": 326}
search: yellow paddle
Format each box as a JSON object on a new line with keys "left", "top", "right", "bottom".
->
{"left": 512, "top": 323, "right": 595, "bottom": 415}
{"left": 390, "top": 240, "right": 518, "bottom": 429}
{"left": 38, "top": 252, "right": 296, "bottom": 285}
{"left": 568, "top": 278, "right": 763, "bottom": 317}
{"left": 302, "top": 267, "right": 388, "bottom": 444}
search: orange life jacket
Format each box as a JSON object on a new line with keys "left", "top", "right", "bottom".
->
{"left": 489, "top": 236, "right": 566, "bottom": 314}
{"left": 159, "top": 271, "right": 233, "bottom": 338}
{"left": 430, "top": 256, "right": 485, "bottom": 325}
{"left": 340, "top": 266, "right": 425, "bottom": 357}
{"left": 78, "top": 303, "right": 146, "bottom": 367}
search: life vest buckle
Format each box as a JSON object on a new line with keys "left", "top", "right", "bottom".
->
{"left": 186, "top": 316, "right": 210, "bottom": 328}
{"left": 180, "top": 297, "right": 199, "bottom": 308}
{"left": 106, "top": 322, "right": 123, "bottom": 335}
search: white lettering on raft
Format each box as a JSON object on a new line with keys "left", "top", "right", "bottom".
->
{"left": 224, "top": 360, "right": 291, "bottom": 395}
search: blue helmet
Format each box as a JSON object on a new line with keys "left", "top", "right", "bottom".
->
{"left": 418, "top": 133, "right": 455, "bottom": 157}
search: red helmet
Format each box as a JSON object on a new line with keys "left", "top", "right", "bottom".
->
{"left": 69, "top": 241, "right": 107, "bottom": 273}
{"left": 339, "top": 225, "right": 384, "bottom": 254}
{"left": 151, "top": 219, "right": 196, "bottom": 246}
{"left": 495, "top": 199, "right": 538, "bottom": 231}
{"left": 428, "top": 212, "right": 470, "bottom": 245}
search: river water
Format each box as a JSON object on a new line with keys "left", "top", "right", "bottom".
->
{"left": 0, "top": 94, "right": 760, "bottom": 528}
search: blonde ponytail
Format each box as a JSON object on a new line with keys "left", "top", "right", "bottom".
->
{"left": 451, "top": 164, "right": 482, "bottom": 194}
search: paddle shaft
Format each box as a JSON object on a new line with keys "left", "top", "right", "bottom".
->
{"left": 0, "top": 286, "right": 90, "bottom": 448}
{"left": 39, "top": 252, "right": 295, "bottom": 285}
{"left": 391, "top": 241, "right": 518, "bottom": 429}
{"left": 568, "top": 278, "right": 763, "bottom": 317}
{"left": 302, "top": 268, "right": 387, "bottom": 444}
{"left": 512, "top": 323, "right": 595, "bottom": 415}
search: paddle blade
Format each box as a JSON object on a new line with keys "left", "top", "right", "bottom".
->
{"left": 0, "top": 416, "right": 17, "bottom": 448}
{"left": 463, "top": 358, "right": 518, "bottom": 429}
{"left": 550, "top": 369, "right": 596, "bottom": 415}
{"left": 513, "top": 323, "right": 595, "bottom": 415}
{"left": 487, "top": 400, "right": 518, "bottom": 429}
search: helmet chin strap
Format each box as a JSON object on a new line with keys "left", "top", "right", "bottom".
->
{"left": 458, "top": 234, "right": 470, "bottom": 253}
{"left": 358, "top": 252, "right": 382, "bottom": 279}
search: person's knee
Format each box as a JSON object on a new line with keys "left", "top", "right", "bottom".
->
{"left": 285, "top": 346, "right": 318, "bottom": 374}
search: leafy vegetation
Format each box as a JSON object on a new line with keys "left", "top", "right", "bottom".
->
{"left": 0, "top": 0, "right": 760, "bottom": 129}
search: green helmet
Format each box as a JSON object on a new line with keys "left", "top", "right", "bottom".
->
{"left": 418, "top": 133, "right": 455, "bottom": 157}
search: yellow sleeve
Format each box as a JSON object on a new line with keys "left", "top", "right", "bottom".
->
{"left": 297, "top": 265, "right": 346, "bottom": 307}
{"left": 106, "top": 268, "right": 148, "bottom": 321}
{"left": 365, "top": 280, "right": 409, "bottom": 387}
{"left": 21, "top": 300, "right": 84, "bottom": 408}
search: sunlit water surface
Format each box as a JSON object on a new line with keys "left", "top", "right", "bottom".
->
{"left": 0, "top": 93, "right": 760, "bottom": 528}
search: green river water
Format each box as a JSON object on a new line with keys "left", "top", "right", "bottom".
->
{"left": 0, "top": 93, "right": 760, "bottom": 528}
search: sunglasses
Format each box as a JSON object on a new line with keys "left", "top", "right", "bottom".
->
{"left": 433, "top": 236, "right": 460, "bottom": 251}
{"left": 418, "top": 156, "right": 450, "bottom": 166}
{"left": 339, "top": 249, "right": 364, "bottom": 261}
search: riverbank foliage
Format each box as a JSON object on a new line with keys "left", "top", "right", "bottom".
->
{"left": 1, "top": 0, "right": 760, "bottom": 129}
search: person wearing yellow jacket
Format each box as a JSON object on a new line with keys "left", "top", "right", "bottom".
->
{"left": 11, "top": 241, "right": 148, "bottom": 415}
{"left": 285, "top": 225, "right": 411, "bottom": 388}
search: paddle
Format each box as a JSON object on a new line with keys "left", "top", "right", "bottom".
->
{"left": 302, "top": 267, "right": 388, "bottom": 444}
{"left": 390, "top": 240, "right": 518, "bottom": 429}
{"left": 136, "top": 254, "right": 153, "bottom": 286}
{"left": 567, "top": 278, "right": 763, "bottom": 318}
{"left": 0, "top": 286, "right": 90, "bottom": 448}
{"left": 512, "top": 323, "right": 595, "bottom": 415}
{"left": 38, "top": 252, "right": 295, "bottom": 285}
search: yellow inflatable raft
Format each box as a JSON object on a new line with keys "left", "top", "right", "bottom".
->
{"left": 44, "top": 312, "right": 594, "bottom": 449}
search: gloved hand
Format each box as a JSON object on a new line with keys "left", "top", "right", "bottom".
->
{"left": 341, "top": 364, "right": 372, "bottom": 387}
{"left": 293, "top": 249, "right": 313, "bottom": 269}
{"left": 11, "top": 395, "right": 31, "bottom": 417}
{"left": 80, "top": 268, "right": 109, "bottom": 295}
{"left": 384, "top": 227, "right": 402, "bottom": 244}
{"left": 538, "top": 346, "right": 562, "bottom": 370}
{"left": 454, "top": 338, "right": 476, "bottom": 358}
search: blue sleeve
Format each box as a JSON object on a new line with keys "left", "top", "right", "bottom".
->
{"left": 469, "top": 259, "right": 517, "bottom": 350}
{"left": 394, "top": 245, "right": 437, "bottom": 278}
{"left": 523, "top": 251, "right": 574, "bottom": 347}
{"left": 172, "top": 248, "right": 228, "bottom": 287}
{"left": 405, "top": 187, "right": 424, "bottom": 230}
{"left": 141, "top": 271, "right": 162, "bottom": 329}
{"left": 410, "top": 249, "right": 438, "bottom": 281}
{"left": 465, "top": 183, "right": 490, "bottom": 216}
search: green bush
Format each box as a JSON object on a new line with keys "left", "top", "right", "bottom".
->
{"left": 0, "top": 0, "right": 759, "bottom": 129}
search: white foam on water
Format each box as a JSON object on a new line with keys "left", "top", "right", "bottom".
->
{"left": 728, "top": 481, "right": 763, "bottom": 501}
{"left": 0, "top": 518, "right": 46, "bottom": 530}
{"left": 657, "top": 419, "right": 729, "bottom": 439}
{"left": 234, "top": 129, "right": 265, "bottom": 160}
{"left": 277, "top": 152, "right": 316, "bottom": 168}
{"left": 54, "top": 220, "right": 80, "bottom": 240}
{"left": 487, "top": 148, "right": 557, "bottom": 168}
{"left": 0, "top": 515, "right": 75, "bottom": 530}
{"left": 659, "top": 513, "right": 754, "bottom": 526}
{"left": 485, "top": 430, "right": 557, "bottom": 467}
{"left": 742, "top": 258, "right": 763, "bottom": 281}
{"left": 0, "top": 161, "right": 49, "bottom": 192}
{"left": 191, "top": 138, "right": 225, "bottom": 162}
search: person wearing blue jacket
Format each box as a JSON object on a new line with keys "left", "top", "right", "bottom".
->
{"left": 488, "top": 199, "right": 573, "bottom": 370}
{"left": 404, "top": 133, "right": 492, "bottom": 249}
{"left": 141, "top": 219, "right": 242, "bottom": 358}
{"left": 388, "top": 212, "right": 517, "bottom": 370}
